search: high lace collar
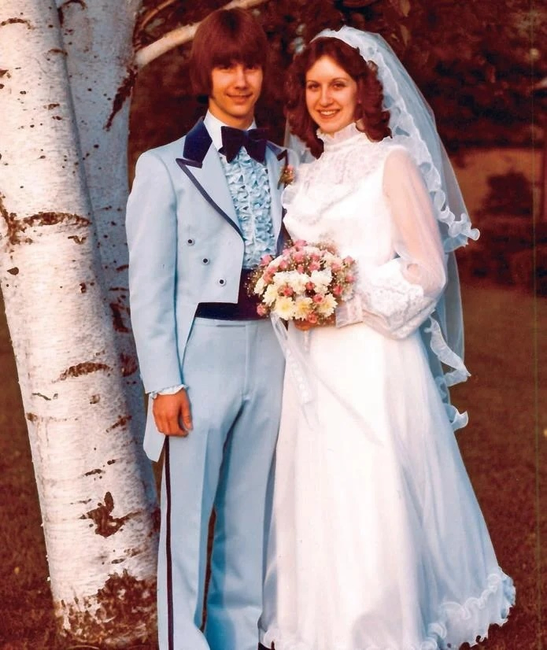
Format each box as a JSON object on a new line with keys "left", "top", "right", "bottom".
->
{"left": 317, "top": 122, "right": 374, "bottom": 151}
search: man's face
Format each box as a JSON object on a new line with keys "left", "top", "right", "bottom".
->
{"left": 209, "top": 62, "right": 263, "bottom": 128}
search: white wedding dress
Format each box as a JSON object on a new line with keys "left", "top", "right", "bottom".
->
{"left": 259, "top": 124, "right": 515, "bottom": 650}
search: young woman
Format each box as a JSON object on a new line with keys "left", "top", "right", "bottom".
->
{"left": 259, "top": 27, "right": 515, "bottom": 650}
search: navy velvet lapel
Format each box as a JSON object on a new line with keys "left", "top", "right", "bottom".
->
{"left": 176, "top": 118, "right": 241, "bottom": 235}
{"left": 175, "top": 118, "right": 211, "bottom": 169}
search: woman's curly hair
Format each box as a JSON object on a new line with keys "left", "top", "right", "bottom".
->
{"left": 285, "top": 37, "right": 391, "bottom": 157}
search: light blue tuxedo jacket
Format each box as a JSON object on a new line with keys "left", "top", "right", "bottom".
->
{"left": 126, "top": 118, "right": 291, "bottom": 461}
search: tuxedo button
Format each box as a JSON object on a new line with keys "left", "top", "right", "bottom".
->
{"left": 218, "top": 278, "right": 226, "bottom": 286}
{"left": 187, "top": 238, "right": 195, "bottom": 246}
{"left": 202, "top": 257, "right": 210, "bottom": 265}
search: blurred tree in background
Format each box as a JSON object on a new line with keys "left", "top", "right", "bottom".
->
{"left": 130, "top": 0, "right": 546, "bottom": 162}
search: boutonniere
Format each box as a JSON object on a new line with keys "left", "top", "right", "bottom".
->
{"left": 277, "top": 150, "right": 295, "bottom": 189}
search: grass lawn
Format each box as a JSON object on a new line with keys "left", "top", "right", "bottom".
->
{"left": 0, "top": 281, "right": 545, "bottom": 649}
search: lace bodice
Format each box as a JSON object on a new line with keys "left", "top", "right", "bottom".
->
{"left": 283, "top": 123, "right": 447, "bottom": 339}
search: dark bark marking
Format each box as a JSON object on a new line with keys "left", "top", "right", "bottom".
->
{"left": 89, "top": 394, "right": 100, "bottom": 404}
{"left": 46, "top": 48, "right": 67, "bottom": 57}
{"left": 120, "top": 353, "right": 139, "bottom": 377}
{"left": 57, "top": 569, "right": 156, "bottom": 645}
{"left": 59, "top": 361, "right": 111, "bottom": 381}
{"left": 105, "top": 68, "right": 137, "bottom": 131}
{"left": 57, "top": 0, "right": 87, "bottom": 27}
{"left": 0, "top": 197, "right": 31, "bottom": 245}
{"left": 68, "top": 234, "right": 86, "bottom": 244}
{"left": 1, "top": 208, "right": 91, "bottom": 247}
{"left": 7, "top": 267, "right": 19, "bottom": 275}
{"left": 116, "top": 264, "right": 129, "bottom": 272}
{"left": 81, "top": 492, "right": 133, "bottom": 538}
{"left": 27, "top": 211, "right": 89, "bottom": 228}
{"left": 84, "top": 468, "right": 104, "bottom": 477}
{"left": 26, "top": 412, "right": 38, "bottom": 422}
{"left": 107, "top": 459, "right": 116, "bottom": 465}
{"left": 0, "top": 70, "right": 8, "bottom": 77}
{"left": 0, "top": 18, "right": 33, "bottom": 30}
{"left": 107, "top": 414, "right": 132, "bottom": 432}
{"left": 109, "top": 302, "right": 130, "bottom": 333}
{"left": 79, "top": 282, "right": 87, "bottom": 293}
{"left": 45, "top": 103, "right": 60, "bottom": 109}
{"left": 32, "top": 392, "right": 58, "bottom": 401}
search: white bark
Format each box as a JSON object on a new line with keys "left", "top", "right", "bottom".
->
{"left": 0, "top": 1, "right": 157, "bottom": 646}
{"left": 57, "top": 0, "right": 159, "bottom": 564}
{"left": 135, "top": 0, "right": 270, "bottom": 69}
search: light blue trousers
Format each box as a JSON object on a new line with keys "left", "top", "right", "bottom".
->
{"left": 157, "top": 317, "right": 284, "bottom": 650}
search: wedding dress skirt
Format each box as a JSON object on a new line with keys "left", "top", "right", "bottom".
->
{"left": 260, "top": 322, "right": 514, "bottom": 650}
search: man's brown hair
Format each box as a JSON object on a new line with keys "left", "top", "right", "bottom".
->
{"left": 190, "top": 8, "right": 269, "bottom": 101}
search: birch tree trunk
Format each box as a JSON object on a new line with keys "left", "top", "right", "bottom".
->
{"left": 0, "top": 1, "right": 157, "bottom": 645}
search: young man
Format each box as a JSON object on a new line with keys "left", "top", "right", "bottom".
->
{"left": 126, "top": 8, "right": 291, "bottom": 650}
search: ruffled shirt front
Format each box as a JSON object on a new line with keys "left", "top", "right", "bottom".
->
{"left": 205, "top": 111, "right": 276, "bottom": 269}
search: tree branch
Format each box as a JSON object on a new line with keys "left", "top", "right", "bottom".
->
{"left": 135, "top": 0, "right": 270, "bottom": 70}
{"left": 139, "top": 0, "right": 178, "bottom": 31}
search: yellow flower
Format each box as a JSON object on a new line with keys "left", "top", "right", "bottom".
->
{"left": 294, "top": 296, "right": 313, "bottom": 320}
{"left": 274, "top": 296, "right": 296, "bottom": 320}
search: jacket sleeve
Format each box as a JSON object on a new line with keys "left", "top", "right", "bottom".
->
{"left": 336, "top": 147, "right": 447, "bottom": 339}
{"left": 126, "top": 150, "right": 183, "bottom": 393}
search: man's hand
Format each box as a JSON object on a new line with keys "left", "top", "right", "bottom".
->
{"left": 152, "top": 389, "right": 193, "bottom": 437}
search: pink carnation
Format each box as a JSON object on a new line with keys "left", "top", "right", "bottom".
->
{"left": 305, "top": 281, "right": 315, "bottom": 291}
{"left": 257, "top": 304, "right": 268, "bottom": 316}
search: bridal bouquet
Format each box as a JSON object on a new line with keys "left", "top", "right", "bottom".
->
{"left": 248, "top": 240, "right": 356, "bottom": 324}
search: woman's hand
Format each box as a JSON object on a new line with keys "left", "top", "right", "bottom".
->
{"left": 294, "top": 314, "right": 336, "bottom": 331}
{"left": 152, "top": 389, "right": 193, "bottom": 436}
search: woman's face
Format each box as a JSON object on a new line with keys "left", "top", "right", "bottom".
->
{"left": 305, "top": 55, "right": 358, "bottom": 134}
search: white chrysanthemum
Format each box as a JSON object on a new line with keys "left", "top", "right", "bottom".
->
{"left": 293, "top": 296, "right": 313, "bottom": 319}
{"left": 310, "top": 269, "right": 332, "bottom": 292}
{"left": 316, "top": 294, "right": 337, "bottom": 317}
{"left": 274, "top": 296, "right": 296, "bottom": 320}
{"left": 264, "top": 284, "right": 279, "bottom": 306}
{"left": 272, "top": 271, "right": 289, "bottom": 287}
{"left": 254, "top": 277, "right": 266, "bottom": 295}
{"left": 286, "top": 270, "right": 308, "bottom": 294}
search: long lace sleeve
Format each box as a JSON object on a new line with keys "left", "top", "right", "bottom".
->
{"left": 336, "top": 147, "right": 446, "bottom": 338}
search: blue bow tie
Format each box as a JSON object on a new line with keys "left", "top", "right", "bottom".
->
{"left": 220, "top": 126, "right": 268, "bottom": 164}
